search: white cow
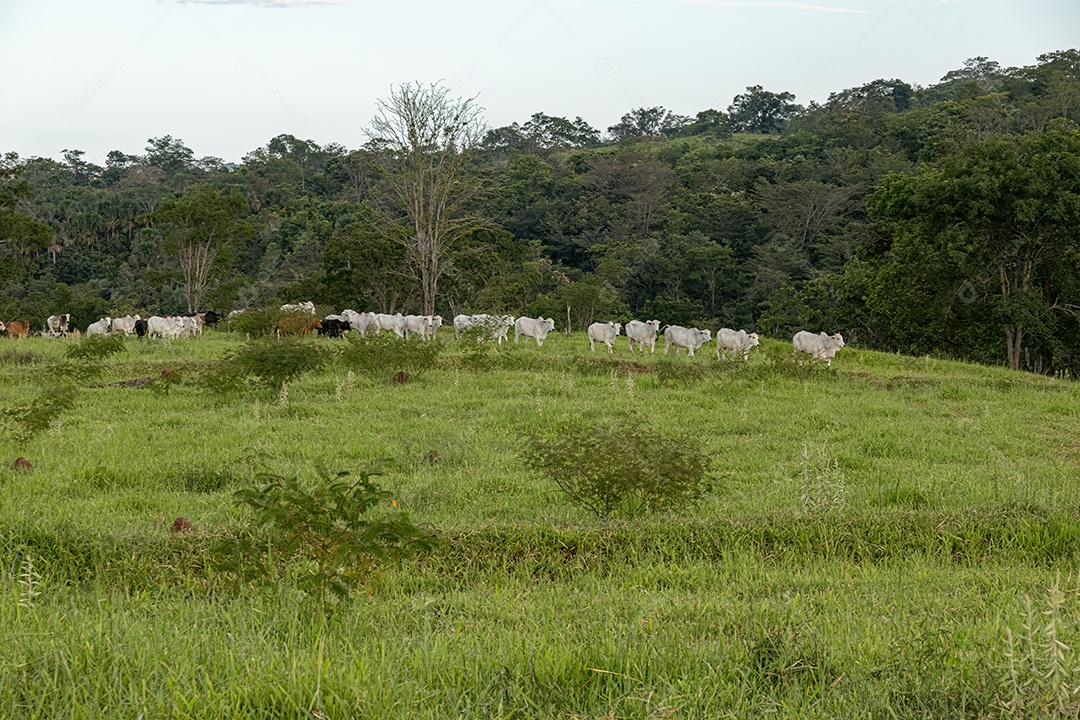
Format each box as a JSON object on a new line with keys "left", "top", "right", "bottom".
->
{"left": 587, "top": 321, "right": 623, "bottom": 354}
{"left": 372, "top": 313, "right": 406, "bottom": 337}
{"left": 86, "top": 317, "right": 112, "bottom": 337}
{"left": 514, "top": 317, "right": 556, "bottom": 347}
{"left": 176, "top": 316, "right": 200, "bottom": 338}
{"left": 146, "top": 316, "right": 180, "bottom": 339}
{"left": 716, "top": 328, "right": 760, "bottom": 361}
{"left": 793, "top": 331, "right": 846, "bottom": 367}
{"left": 46, "top": 314, "right": 72, "bottom": 338}
{"left": 281, "top": 301, "right": 316, "bottom": 315}
{"left": 426, "top": 315, "right": 443, "bottom": 341}
{"left": 340, "top": 309, "right": 377, "bottom": 337}
{"left": 403, "top": 314, "right": 434, "bottom": 340}
{"left": 453, "top": 314, "right": 474, "bottom": 339}
{"left": 455, "top": 314, "right": 514, "bottom": 345}
{"left": 110, "top": 315, "right": 141, "bottom": 336}
{"left": 625, "top": 319, "right": 661, "bottom": 354}
{"left": 663, "top": 326, "right": 712, "bottom": 357}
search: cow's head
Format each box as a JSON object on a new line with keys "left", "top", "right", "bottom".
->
{"left": 614, "top": 322, "right": 623, "bottom": 333}
{"left": 748, "top": 332, "right": 760, "bottom": 347}
{"left": 831, "top": 333, "right": 845, "bottom": 347}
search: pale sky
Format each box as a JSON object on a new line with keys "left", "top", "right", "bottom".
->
{"left": 1, "top": 0, "right": 1076, "bottom": 165}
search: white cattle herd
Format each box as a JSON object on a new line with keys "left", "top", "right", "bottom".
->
{"left": 19, "top": 302, "right": 846, "bottom": 366}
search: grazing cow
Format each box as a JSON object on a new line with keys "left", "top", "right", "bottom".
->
{"left": 716, "top": 328, "right": 760, "bottom": 361}
{"left": 514, "top": 316, "right": 556, "bottom": 347}
{"left": 146, "top": 316, "right": 179, "bottom": 339}
{"left": 625, "top": 319, "right": 661, "bottom": 354}
{"left": 134, "top": 319, "right": 149, "bottom": 338}
{"left": 340, "top": 309, "right": 377, "bottom": 337}
{"left": 227, "top": 309, "right": 246, "bottom": 319}
{"left": 793, "top": 331, "right": 846, "bottom": 367}
{"left": 372, "top": 313, "right": 406, "bottom": 337}
{"left": 281, "top": 301, "right": 316, "bottom": 315}
{"left": 318, "top": 316, "right": 351, "bottom": 338}
{"left": 663, "top": 326, "right": 712, "bottom": 357}
{"left": 46, "top": 314, "right": 72, "bottom": 338}
{"left": 403, "top": 314, "right": 434, "bottom": 340}
{"left": 200, "top": 310, "right": 223, "bottom": 327}
{"left": 5, "top": 320, "right": 30, "bottom": 339}
{"left": 110, "top": 315, "right": 140, "bottom": 336}
{"left": 587, "top": 321, "right": 623, "bottom": 354}
{"left": 278, "top": 315, "right": 320, "bottom": 336}
{"left": 86, "top": 317, "right": 112, "bottom": 337}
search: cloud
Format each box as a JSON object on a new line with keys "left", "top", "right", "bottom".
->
{"left": 176, "top": 0, "right": 345, "bottom": 7}
{"left": 675, "top": 0, "right": 867, "bottom": 13}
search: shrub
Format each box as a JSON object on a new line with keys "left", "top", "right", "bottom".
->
{"left": 63, "top": 335, "right": 126, "bottom": 362}
{"left": 224, "top": 308, "right": 289, "bottom": 337}
{"left": 200, "top": 337, "right": 330, "bottom": 396}
{"left": 1, "top": 385, "right": 79, "bottom": 443}
{"left": 212, "top": 464, "right": 439, "bottom": 609}
{"left": 520, "top": 413, "right": 712, "bottom": 518}
{"left": 339, "top": 333, "right": 440, "bottom": 382}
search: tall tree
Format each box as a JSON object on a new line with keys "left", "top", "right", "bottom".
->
{"left": 0, "top": 164, "right": 53, "bottom": 271}
{"left": 727, "top": 86, "right": 803, "bottom": 133}
{"left": 869, "top": 128, "right": 1080, "bottom": 370}
{"left": 607, "top": 107, "right": 689, "bottom": 141}
{"left": 155, "top": 185, "right": 249, "bottom": 312}
{"left": 366, "top": 82, "right": 486, "bottom": 315}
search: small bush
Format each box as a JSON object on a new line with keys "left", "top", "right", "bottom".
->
{"left": 653, "top": 358, "right": 706, "bottom": 386}
{"left": 520, "top": 413, "right": 712, "bottom": 518}
{"left": 212, "top": 464, "right": 439, "bottom": 608}
{"left": 340, "top": 333, "right": 440, "bottom": 382}
{"left": 0, "top": 349, "right": 43, "bottom": 366}
{"left": 1, "top": 385, "right": 79, "bottom": 443}
{"left": 200, "top": 337, "right": 330, "bottom": 396}
{"left": 64, "top": 335, "right": 126, "bottom": 362}
{"left": 224, "top": 308, "right": 290, "bottom": 336}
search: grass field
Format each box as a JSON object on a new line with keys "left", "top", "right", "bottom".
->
{"left": 2, "top": 329, "right": 1080, "bottom": 718}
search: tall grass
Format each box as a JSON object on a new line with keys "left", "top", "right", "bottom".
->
{"left": 2, "top": 331, "right": 1080, "bottom": 717}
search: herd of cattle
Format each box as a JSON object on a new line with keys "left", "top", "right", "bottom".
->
{"left": 0, "top": 306, "right": 847, "bottom": 366}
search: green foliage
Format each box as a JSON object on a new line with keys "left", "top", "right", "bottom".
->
{"left": 201, "top": 336, "right": 330, "bottom": 395}
{"left": 223, "top": 308, "right": 288, "bottom": 336}
{"left": 212, "top": 464, "right": 439, "bottom": 607}
{"left": 339, "top": 333, "right": 440, "bottom": 382}
{"left": 63, "top": 334, "right": 126, "bottom": 362}
{"left": 1, "top": 385, "right": 78, "bottom": 442}
{"left": 520, "top": 413, "right": 711, "bottom": 518}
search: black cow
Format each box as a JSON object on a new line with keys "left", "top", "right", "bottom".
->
{"left": 317, "top": 318, "right": 351, "bottom": 338}
{"left": 134, "top": 319, "right": 149, "bottom": 338}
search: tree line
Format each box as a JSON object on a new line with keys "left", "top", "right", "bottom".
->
{"left": 2, "top": 50, "right": 1080, "bottom": 373}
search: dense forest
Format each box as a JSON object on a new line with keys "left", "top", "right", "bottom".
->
{"left": 2, "top": 50, "right": 1080, "bottom": 373}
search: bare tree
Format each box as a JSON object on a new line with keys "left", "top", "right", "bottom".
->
{"left": 366, "top": 82, "right": 486, "bottom": 315}
{"left": 155, "top": 186, "right": 248, "bottom": 312}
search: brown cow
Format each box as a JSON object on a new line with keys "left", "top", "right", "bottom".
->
{"left": 277, "top": 316, "right": 321, "bottom": 336}
{"left": 4, "top": 320, "right": 30, "bottom": 339}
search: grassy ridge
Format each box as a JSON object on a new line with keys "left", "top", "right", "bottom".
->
{"left": 2, "top": 331, "right": 1080, "bottom": 717}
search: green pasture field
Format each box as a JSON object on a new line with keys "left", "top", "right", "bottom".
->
{"left": 2, "top": 329, "right": 1080, "bottom": 718}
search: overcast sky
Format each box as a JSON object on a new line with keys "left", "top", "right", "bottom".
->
{"left": 1, "top": 0, "right": 1076, "bottom": 165}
